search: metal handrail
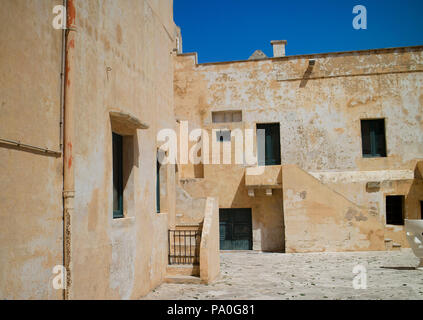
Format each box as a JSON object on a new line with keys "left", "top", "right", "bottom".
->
{"left": 168, "top": 230, "right": 200, "bottom": 265}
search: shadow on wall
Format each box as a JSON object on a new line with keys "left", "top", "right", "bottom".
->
{"left": 231, "top": 174, "right": 285, "bottom": 253}
{"left": 406, "top": 178, "right": 423, "bottom": 220}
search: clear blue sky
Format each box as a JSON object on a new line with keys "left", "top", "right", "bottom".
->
{"left": 174, "top": 0, "right": 423, "bottom": 63}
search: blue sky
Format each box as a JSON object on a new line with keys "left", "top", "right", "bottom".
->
{"left": 174, "top": 0, "right": 423, "bottom": 63}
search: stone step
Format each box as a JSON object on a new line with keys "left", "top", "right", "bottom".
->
{"left": 165, "top": 275, "right": 202, "bottom": 284}
{"left": 384, "top": 239, "right": 393, "bottom": 251}
{"left": 392, "top": 243, "right": 402, "bottom": 251}
{"left": 384, "top": 239, "right": 402, "bottom": 251}
{"left": 167, "top": 264, "right": 200, "bottom": 276}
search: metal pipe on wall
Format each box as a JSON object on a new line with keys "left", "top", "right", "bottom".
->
{"left": 62, "top": 0, "right": 76, "bottom": 301}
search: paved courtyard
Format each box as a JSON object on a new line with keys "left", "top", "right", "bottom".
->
{"left": 143, "top": 249, "right": 423, "bottom": 300}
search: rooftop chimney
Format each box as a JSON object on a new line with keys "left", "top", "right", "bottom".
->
{"left": 271, "top": 40, "right": 287, "bottom": 58}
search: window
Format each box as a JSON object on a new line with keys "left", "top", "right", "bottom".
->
{"left": 216, "top": 130, "right": 231, "bottom": 142}
{"left": 212, "top": 111, "right": 242, "bottom": 123}
{"left": 386, "top": 196, "right": 405, "bottom": 225}
{"left": 421, "top": 201, "right": 423, "bottom": 219}
{"left": 113, "top": 133, "right": 124, "bottom": 219}
{"left": 361, "top": 119, "right": 387, "bottom": 158}
{"left": 257, "top": 123, "right": 281, "bottom": 166}
{"left": 156, "top": 156, "right": 161, "bottom": 213}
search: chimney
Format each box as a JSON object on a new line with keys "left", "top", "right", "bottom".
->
{"left": 271, "top": 40, "right": 287, "bottom": 58}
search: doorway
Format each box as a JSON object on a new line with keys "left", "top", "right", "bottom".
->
{"left": 219, "top": 209, "right": 253, "bottom": 250}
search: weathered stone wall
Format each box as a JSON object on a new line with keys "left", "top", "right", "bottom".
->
{"left": 175, "top": 48, "right": 423, "bottom": 173}
{"left": 70, "top": 0, "right": 177, "bottom": 299}
{"left": 0, "top": 0, "right": 64, "bottom": 300}
{"left": 200, "top": 197, "right": 220, "bottom": 283}
{"left": 174, "top": 46, "right": 423, "bottom": 253}
{"left": 282, "top": 165, "right": 385, "bottom": 253}
{"left": 1, "top": 0, "right": 178, "bottom": 299}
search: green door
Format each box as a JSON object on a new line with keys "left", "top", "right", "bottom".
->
{"left": 219, "top": 209, "right": 253, "bottom": 250}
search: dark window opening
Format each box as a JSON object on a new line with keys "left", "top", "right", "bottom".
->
{"left": 361, "top": 119, "right": 387, "bottom": 158}
{"left": 216, "top": 130, "right": 231, "bottom": 142}
{"left": 386, "top": 196, "right": 404, "bottom": 225}
{"left": 156, "top": 156, "right": 161, "bottom": 214}
{"left": 257, "top": 123, "right": 281, "bottom": 166}
{"left": 420, "top": 201, "right": 423, "bottom": 219}
{"left": 113, "top": 133, "right": 124, "bottom": 219}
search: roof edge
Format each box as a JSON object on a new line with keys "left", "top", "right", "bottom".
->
{"left": 180, "top": 45, "right": 423, "bottom": 67}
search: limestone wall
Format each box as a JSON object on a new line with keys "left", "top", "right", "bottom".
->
{"left": 200, "top": 197, "right": 220, "bottom": 283}
{"left": 0, "top": 0, "right": 178, "bottom": 299}
{"left": 175, "top": 47, "right": 423, "bottom": 172}
{"left": 69, "top": 0, "right": 177, "bottom": 299}
{"left": 0, "top": 0, "right": 64, "bottom": 300}
{"left": 282, "top": 165, "right": 385, "bottom": 253}
{"left": 174, "top": 46, "right": 423, "bottom": 253}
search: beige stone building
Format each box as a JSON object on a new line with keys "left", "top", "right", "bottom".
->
{"left": 0, "top": 0, "right": 422, "bottom": 301}
{"left": 174, "top": 42, "right": 423, "bottom": 254}
{"left": 0, "top": 0, "right": 219, "bottom": 300}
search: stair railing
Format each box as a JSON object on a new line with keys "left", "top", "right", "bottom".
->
{"left": 168, "top": 230, "right": 201, "bottom": 265}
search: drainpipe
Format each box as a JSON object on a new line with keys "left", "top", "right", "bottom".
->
{"left": 63, "top": 0, "right": 76, "bottom": 300}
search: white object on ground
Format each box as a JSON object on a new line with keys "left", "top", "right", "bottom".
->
{"left": 405, "top": 219, "right": 423, "bottom": 270}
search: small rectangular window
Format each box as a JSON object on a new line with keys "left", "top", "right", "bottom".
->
{"left": 420, "top": 201, "right": 423, "bottom": 219}
{"left": 361, "top": 119, "right": 387, "bottom": 158}
{"left": 113, "top": 133, "right": 124, "bottom": 219}
{"left": 216, "top": 130, "right": 231, "bottom": 142}
{"left": 212, "top": 111, "right": 242, "bottom": 123}
{"left": 386, "top": 196, "right": 404, "bottom": 225}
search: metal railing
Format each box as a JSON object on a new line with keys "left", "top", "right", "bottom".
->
{"left": 168, "top": 230, "right": 201, "bottom": 265}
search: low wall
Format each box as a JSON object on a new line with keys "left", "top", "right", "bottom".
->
{"left": 200, "top": 197, "right": 220, "bottom": 284}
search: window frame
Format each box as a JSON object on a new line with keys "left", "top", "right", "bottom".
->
{"left": 360, "top": 119, "right": 387, "bottom": 158}
{"left": 156, "top": 156, "right": 161, "bottom": 214}
{"left": 112, "top": 133, "right": 124, "bottom": 219}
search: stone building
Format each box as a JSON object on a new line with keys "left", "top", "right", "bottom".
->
{"left": 1, "top": 0, "right": 422, "bottom": 301}
{"left": 174, "top": 42, "right": 423, "bottom": 253}
{"left": 0, "top": 0, "right": 219, "bottom": 300}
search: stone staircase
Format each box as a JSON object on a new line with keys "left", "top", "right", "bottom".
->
{"left": 165, "top": 224, "right": 203, "bottom": 284}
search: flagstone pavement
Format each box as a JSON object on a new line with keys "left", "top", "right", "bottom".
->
{"left": 142, "top": 249, "right": 423, "bottom": 300}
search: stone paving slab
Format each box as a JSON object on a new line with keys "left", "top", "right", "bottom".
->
{"left": 143, "top": 249, "right": 423, "bottom": 300}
